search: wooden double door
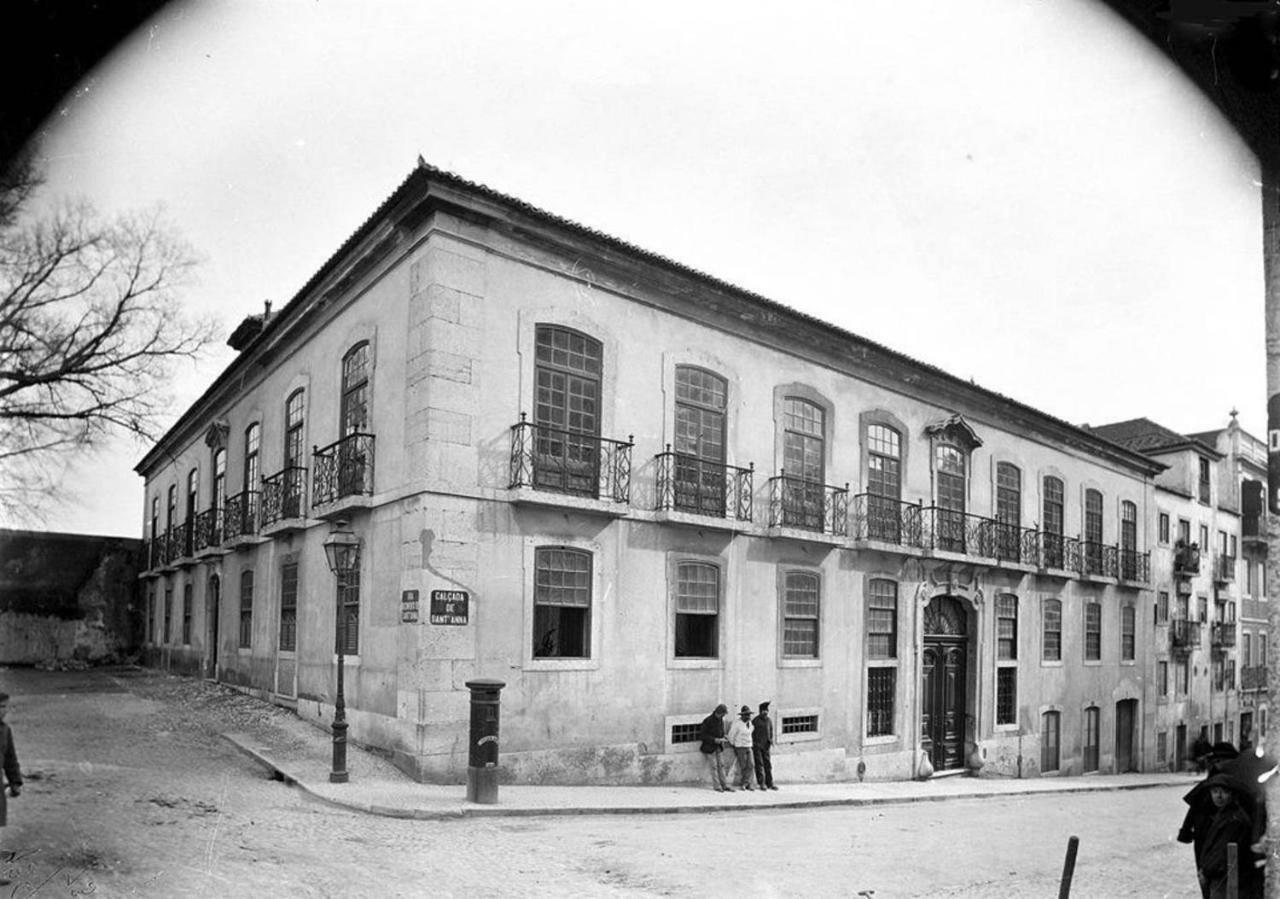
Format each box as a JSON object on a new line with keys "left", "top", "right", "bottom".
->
{"left": 920, "top": 596, "right": 970, "bottom": 772}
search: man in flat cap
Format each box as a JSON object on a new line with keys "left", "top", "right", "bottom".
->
{"left": 753, "top": 701, "right": 777, "bottom": 790}
{"left": 697, "top": 703, "right": 730, "bottom": 792}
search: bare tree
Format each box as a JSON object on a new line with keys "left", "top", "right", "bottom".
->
{"left": 0, "top": 158, "right": 217, "bottom": 520}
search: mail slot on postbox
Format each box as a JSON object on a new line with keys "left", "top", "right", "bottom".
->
{"left": 465, "top": 678, "right": 505, "bottom": 803}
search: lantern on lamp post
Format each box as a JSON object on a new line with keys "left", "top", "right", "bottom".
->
{"left": 323, "top": 519, "right": 361, "bottom": 783}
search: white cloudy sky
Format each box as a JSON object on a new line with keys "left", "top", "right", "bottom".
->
{"left": 20, "top": 0, "right": 1265, "bottom": 537}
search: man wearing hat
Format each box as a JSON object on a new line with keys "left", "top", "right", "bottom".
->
{"left": 725, "top": 705, "right": 756, "bottom": 790}
{"left": 752, "top": 701, "right": 777, "bottom": 790}
{"left": 697, "top": 704, "right": 730, "bottom": 792}
{"left": 1196, "top": 772, "right": 1262, "bottom": 898}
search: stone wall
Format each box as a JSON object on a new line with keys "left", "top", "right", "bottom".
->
{"left": 0, "top": 529, "right": 143, "bottom": 664}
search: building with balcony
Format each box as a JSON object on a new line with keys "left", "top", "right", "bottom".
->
{"left": 1089, "top": 417, "right": 1244, "bottom": 767}
{"left": 135, "top": 163, "right": 1166, "bottom": 785}
{"left": 1190, "top": 413, "right": 1269, "bottom": 746}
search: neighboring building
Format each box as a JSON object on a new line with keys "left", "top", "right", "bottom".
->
{"left": 1191, "top": 413, "right": 1269, "bottom": 748}
{"left": 1090, "top": 418, "right": 1244, "bottom": 769}
{"left": 0, "top": 529, "right": 143, "bottom": 664}
{"left": 136, "top": 163, "right": 1166, "bottom": 785}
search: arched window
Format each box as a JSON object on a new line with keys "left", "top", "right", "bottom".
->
{"left": 675, "top": 561, "right": 720, "bottom": 658}
{"left": 283, "top": 390, "right": 306, "bottom": 517}
{"left": 866, "top": 424, "right": 902, "bottom": 542}
{"left": 533, "top": 326, "right": 602, "bottom": 496}
{"left": 1042, "top": 476, "right": 1065, "bottom": 567}
{"left": 341, "top": 343, "right": 370, "bottom": 436}
{"left": 995, "top": 463, "right": 1021, "bottom": 561}
{"left": 673, "top": 367, "right": 727, "bottom": 515}
{"left": 1084, "top": 489, "right": 1103, "bottom": 574}
{"left": 243, "top": 423, "right": 261, "bottom": 491}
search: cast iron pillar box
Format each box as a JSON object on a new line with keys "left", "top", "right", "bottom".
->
{"left": 465, "top": 678, "right": 505, "bottom": 803}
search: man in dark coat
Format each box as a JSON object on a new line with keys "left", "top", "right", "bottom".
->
{"left": 1179, "top": 744, "right": 1242, "bottom": 898}
{"left": 0, "top": 692, "right": 23, "bottom": 888}
{"left": 752, "top": 701, "right": 777, "bottom": 790}
{"left": 1196, "top": 773, "right": 1262, "bottom": 899}
{"left": 697, "top": 704, "right": 730, "bottom": 792}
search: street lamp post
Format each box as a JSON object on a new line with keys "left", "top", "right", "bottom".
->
{"left": 323, "top": 519, "right": 361, "bottom": 784}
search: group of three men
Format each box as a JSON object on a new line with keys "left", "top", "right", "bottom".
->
{"left": 697, "top": 701, "right": 778, "bottom": 792}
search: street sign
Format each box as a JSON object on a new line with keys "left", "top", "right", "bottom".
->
{"left": 430, "top": 589, "right": 469, "bottom": 625}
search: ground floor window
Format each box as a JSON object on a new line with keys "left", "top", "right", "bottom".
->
{"left": 533, "top": 547, "right": 590, "bottom": 658}
{"left": 239, "top": 570, "right": 254, "bottom": 649}
{"left": 336, "top": 566, "right": 360, "bottom": 655}
{"left": 146, "top": 586, "right": 155, "bottom": 643}
{"left": 182, "top": 583, "right": 192, "bottom": 645}
{"left": 1083, "top": 706, "right": 1100, "bottom": 772}
{"left": 1158, "top": 660, "right": 1169, "bottom": 696}
{"left": 674, "top": 561, "right": 719, "bottom": 658}
{"left": 996, "top": 667, "right": 1016, "bottom": 725}
{"left": 164, "top": 584, "right": 173, "bottom": 645}
{"left": 867, "top": 667, "right": 895, "bottom": 736}
{"left": 1157, "top": 731, "right": 1167, "bottom": 763}
{"left": 1041, "top": 711, "right": 1060, "bottom": 772}
{"left": 279, "top": 561, "right": 298, "bottom": 652}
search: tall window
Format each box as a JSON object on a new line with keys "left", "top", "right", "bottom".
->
{"left": 533, "top": 327, "right": 601, "bottom": 496}
{"left": 866, "top": 579, "right": 898, "bottom": 738}
{"left": 1157, "top": 590, "right": 1169, "bottom": 624}
{"left": 284, "top": 390, "right": 305, "bottom": 516}
{"left": 995, "top": 463, "right": 1021, "bottom": 560}
{"left": 238, "top": 570, "right": 254, "bottom": 649}
{"left": 1120, "top": 501, "right": 1137, "bottom": 578}
{"left": 1083, "top": 707, "right": 1100, "bottom": 772}
{"left": 1042, "top": 598, "right": 1062, "bottom": 661}
{"left": 935, "top": 444, "right": 967, "bottom": 552}
{"left": 1043, "top": 477, "right": 1064, "bottom": 567}
{"left": 533, "top": 547, "right": 591, "bottom": 658}
{"left": 1085, "top": 602, "right": 1101, "bottom": 661}
{"left": 244, "top": 423, "right": 261, "bottom": 492}
{"left": 1158, "top": 513, "right": 1170, "bottom": 544}
{"left": 279, "top": 561, "right": 298, "bottom": 652}
{"left": 166, "top": 485, "right": 177, "bottom": 534}
{"left": 1178, "top": 518, "right": 1191, "bottom": 545}
{"left": 1200, "top": 524, "right": 1210, "bottom": 553}
{"left": 997, "top": 594, "right": 1018, "bottom": 660}
{"left": 782, "top": 398, "right": 826, "bottom": 529}
{"left": 336, "top": 564, "right": 360, "bottom": 655}
{"left": 212, "top": 448, "right": 227, "bottom": 512}
{"left": 1177, "top": 659, "right": 1190, "bottom": 695}
{"left": 674, "top": 561, "right": 719, "bottom": 658}
{"left": 150, "top": 496, "right": 159, "bottom": 565}
{"left": 1198, "top": 457, "right": 1211, "bottom": 503}
{"left": 1121, "top": 606, "right": 1135, "bottom": 661}
{"left": 866, "top": 424, "right": 902, "bottom": 541}
{"left": 164, "top": 584, "right": 173, "bottom": 644}
{"left": 145, "top": 585, "right": 155, "bottom": 643}
{"left": 1084, "top": 489, "right": 1103, "bottom": 574}
{"left": 673, "top": 367, "right": 727, "bottom": 515}
{"left": 182, "top": 583, "right": 192, "bottom": 644}
{"left": 782, "top": 571, "right": 820, "bottom": 658}
{"left": 1158, "top": 660, "right": 1169, "bottom": 696}
{"left": 341, "top": 342, "right": 371, "bottom": 436}
{"left": 186, "top": 468, "right": 199, "bottom": 523}
{"left": 1041, "top": 711, "right": 1061, "bottom": 772}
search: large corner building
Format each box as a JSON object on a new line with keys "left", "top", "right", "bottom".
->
{"left": 137, "top": 163, "right": 1254, "bottom": 785}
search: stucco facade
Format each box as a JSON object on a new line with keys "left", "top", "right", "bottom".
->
{"left": 136, "top": 164, "right": 1169, "bottom": 785}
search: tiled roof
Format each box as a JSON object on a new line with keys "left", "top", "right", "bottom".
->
{"left": 1089, "top": 418, "right": 1219, "bottom": 456}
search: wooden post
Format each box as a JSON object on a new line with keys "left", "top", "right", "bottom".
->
{"left": 1058, "top": 835, "right": 1079, "bottom": 899}
{"left": 1228, "top": 842, "right": 1239, "bottom": 899}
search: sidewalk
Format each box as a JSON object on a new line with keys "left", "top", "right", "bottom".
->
{"left": 223, "top": 727, "right": 1195, "bottom": 821}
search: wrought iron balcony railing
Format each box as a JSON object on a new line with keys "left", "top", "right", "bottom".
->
{"left": 850, "top": 494, "right": 924, "bottom": 546}
{"left": 1171, "top": 618, "right": 1202, "bottom": 650}
{"left": 1214, "top": 554, "right": 1236, "bottom": 583}
{"left": 1244, "top": 514, "right": 1266, "bottom": 541}
{"left": 1039, "top": 532, "right": 1081, "bottom": 572}
{"left": 1241, "top": 665, "right": 1268, "bottom": 691}
{"left": 1078, "top": 541, "right": 1119, "bottom": 578}
{"left": 1211, "top": 621, "right": 1237, "bottom": 649}
{"left": 1174, "top": 541, "right": 1201, "bottom": 576}
{"left": 223, "top": 490, "right": 260, "bottom": 541}
{"left": 193, "top": 507, "right": 223, "bottom": 552}
{"left": 262, "top": 466, "right": 308, "bottom": 525}
{"left": 1118, "top": 548, "right": 1150, "bottom": 583}
{"left": 767, "top": 472, "right": 847, "bottom": 536}
{"left": 165, "top": 523, "right": 191, "bottom": 562}
{"left": 654, "top": 448, "right": 752, "bottom": 521}
{"left": 313, "top": 433, "right": 375, "bottom": 507}
{"left": 509, "top": 416, "right": 632, "bottom": 503}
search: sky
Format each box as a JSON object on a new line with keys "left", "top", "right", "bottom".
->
{"left": 17, "top": 0, "right": 1266, "bottom": 537}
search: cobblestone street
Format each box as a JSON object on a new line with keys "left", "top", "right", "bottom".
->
{"left": 0, "top": 667, "right": 1207, "bottom": 897}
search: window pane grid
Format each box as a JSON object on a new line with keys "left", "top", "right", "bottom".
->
{"left": 867, "top": 668, "right": 896, "bottom": 736}
{"left": 867, "top": 425, "right": 900, "bottom": 458}
{"left": 534, "top": 549, "right": 592, "bottom": 607}
{"left": 676, "top": 563, "right": 719, "bottom": 614}
{"left": 867, "top": 580, "right": 898, "bottom": 659}
{"left": 996, "top": 668, "right": 1017, "bottom": 724}
{"left": 1043, "top": 599, "right": 1062, "bottom": 661}
{"left": 1085, "top": 603, "right": 1101, "bottom": 661}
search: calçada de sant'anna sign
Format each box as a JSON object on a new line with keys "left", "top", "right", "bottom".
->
{"left": 430, "top": 589, "right": 469, "bottom": 625}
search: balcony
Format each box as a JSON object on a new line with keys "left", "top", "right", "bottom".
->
{"left": 509, "top": 417, "right": 632, "bottom": 510}
{"left": 1039, "top": 533, "right": 1082, "bottom": 573}
{"left": 222, "top": 490, "right": 261, "bottom": 545}
{"left": 1243, "top": 513, "right": 1266, "bottom": 546}
{"left": 1214, "top": 554, "right": 1236, "bottom": 584}
{"left": 1079, "top": 541, "right": 1118, "bottom": 579}
{"left": 1211, "top": 621, "right": 1237, "bottom": 650}
{"left": 312, "top": 433, "right": 376, "bottom": 517}
{"left": 164, "top": 523, "right": 193, "bottom": 567}
{"left": 1118, "top": 548, "right": 1150, "bottom": 584}
{"left": 1174, "top": 541, "right": 1201, "bottom": 576}
{"left": 192, "top": 507, "right": 225, "bottom": 557}
{"left": 767, "top": 473, "right": 847, "bottom": 538}
{"left": 262, "top": 466, "right": 308, "bottom": 532}
{"left": 851, "top": 494, "right": 924, "bottom": 547}
{"left": 1171, "top": 618, "right": 1202, "bottom": 652}
{"left": 1241, "top": 665, "right": 1268, "bottom": 691}
{"left": 653, "top": 448, "right": 752, "bottom": 526}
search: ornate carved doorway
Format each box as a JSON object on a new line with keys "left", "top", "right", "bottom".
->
{"left": 921, "top": 596, "right": 969, "bottom": 772}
